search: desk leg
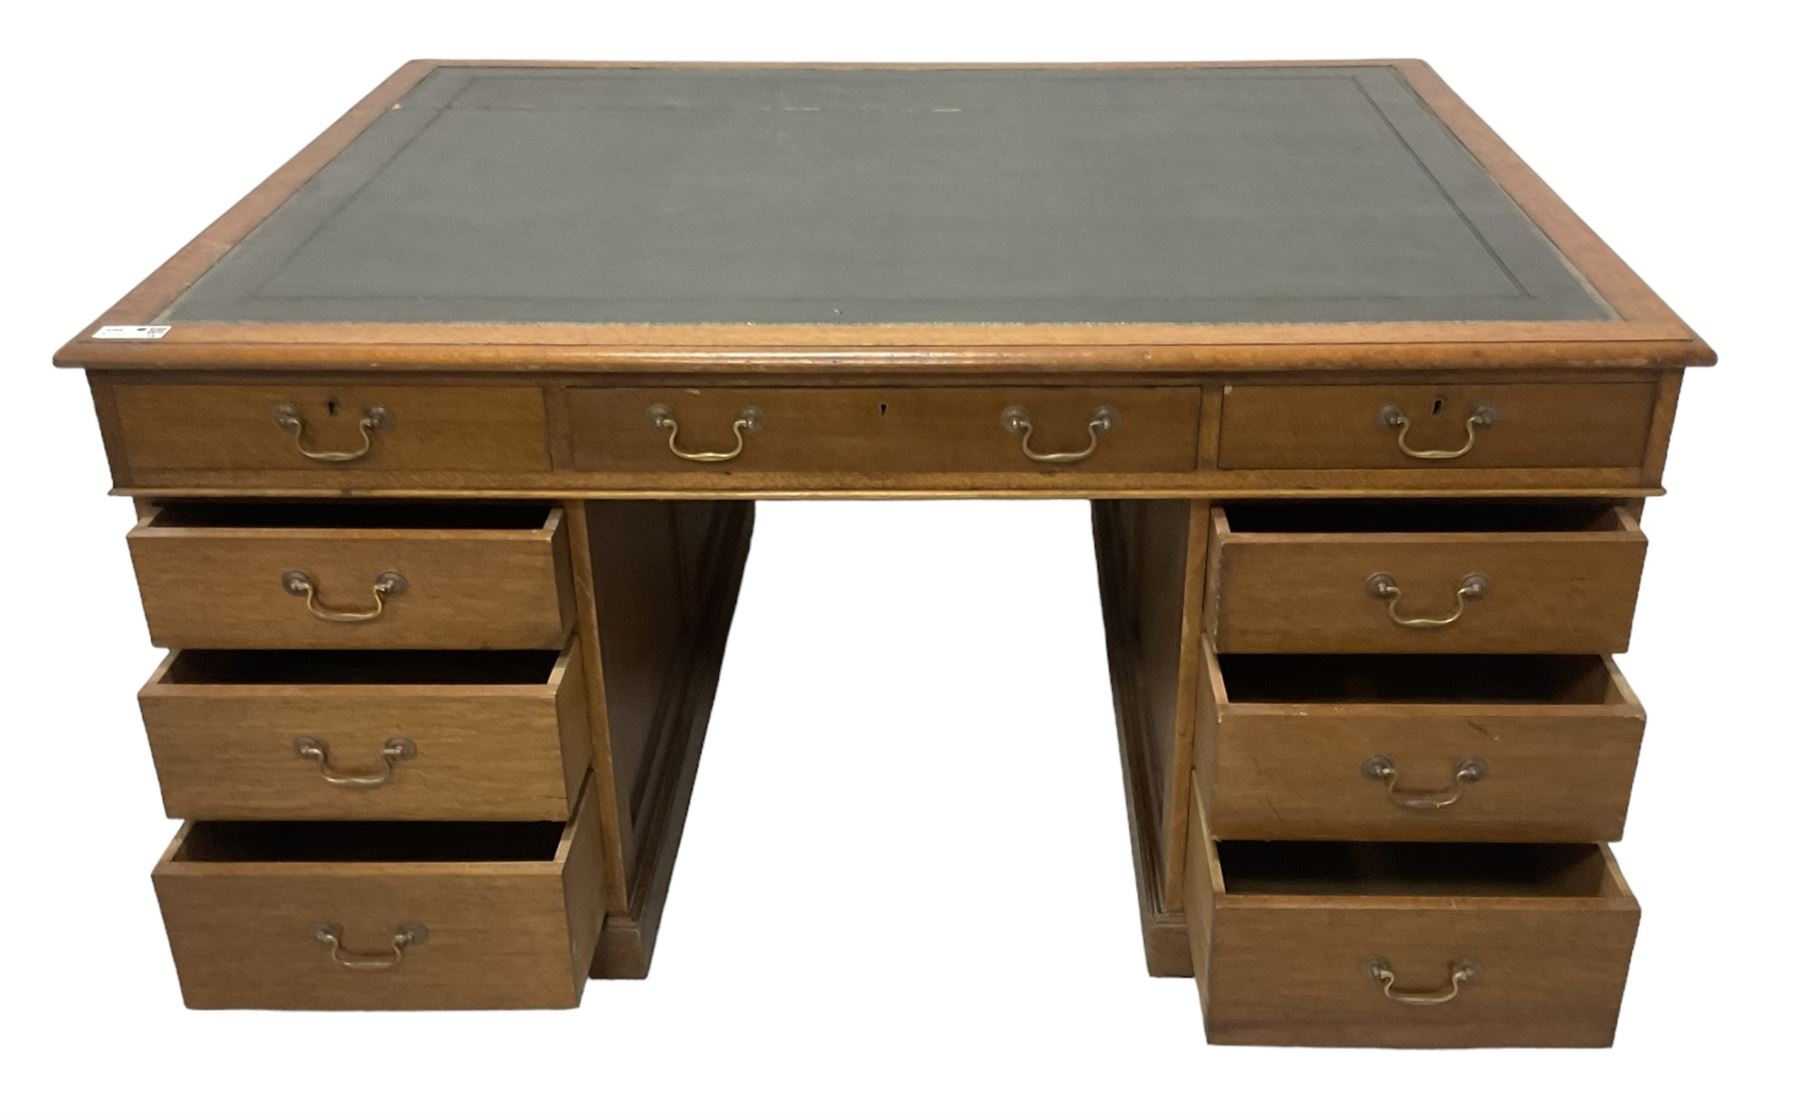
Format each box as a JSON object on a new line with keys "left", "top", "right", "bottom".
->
{"left": 1093, "top": 499, "right": 1208, "bottom": 977}
{"left": 572, "top": 499, "right": 755, "bottom": 979}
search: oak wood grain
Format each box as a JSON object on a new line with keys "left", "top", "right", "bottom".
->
{"left": 1195, "top": 644, "right": 1646, "bottom": 842}
{"left": 1092, "top": 501, "right": 1199, "bottom": 976}
{"left": 112, "top": 383, "right": 551, "bottom": 473}
{"left": 1217, "top": 382, "right": 1658, "bottom": 470}
{"left": 1185, "top": 783, "right": 1639, "bottom": 1047}
{"left": 139, "top": 639, "right": 591, "bottom": 821}
{"left": 127, "top": 505, "right": 574, "bottom": 649}
{"left": 570, "top": 387, "right": 1202, "bottom": 474}
{"left": 1206, "top": 504, "right": 1648, "bottom": 653}
{"left": 594, "top": 501, "right": 755, "bottom": 978}
{"left": 153, "top": 775, "right": 604, "bottom": 1010}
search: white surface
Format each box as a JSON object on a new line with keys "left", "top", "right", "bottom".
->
{"left": 2, "top": 3, "right": 1791, "bottom": 1111}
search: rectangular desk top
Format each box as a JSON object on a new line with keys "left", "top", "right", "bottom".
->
{"left": 57, "top": 60, "right": 1711, "bottom": 374}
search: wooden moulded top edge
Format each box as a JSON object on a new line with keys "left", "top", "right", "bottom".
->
{"left": 53, "top": 58, "right": 1716, "bottom": 375}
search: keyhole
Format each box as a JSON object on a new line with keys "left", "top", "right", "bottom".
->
{"left": 1431, "top": 396, "right": 1445, "bottom": 416}
{"left": 324, "top": 398, "right": 340, "bottom": 417}
{"left": 878, "top": 402, "right": 888, "bottom": 417}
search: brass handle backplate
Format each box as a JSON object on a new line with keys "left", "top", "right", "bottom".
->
{"left": 272, "top": 403, "right": 392, "bottom": 463}
{"left": 1377, "top": 401, "right": 1497, "bottom": 460}
{"left": 311, "top": 922, "right": 428, "bottom": 971}
{"left": 648, "top": 403, "right": 764, "bottom": 463}
{"left": 1000, "top": 405, "right": 1119, "bottom": 464}
{"left": 1362, "top": 754, "right": 1488, "bottom": 810}
{"left": 1366, "top": 572, "right": 1487, "bottom": 628}
{"left": 1365, "top": 958, "right": 1480, "bottom": 1005}
{"left": 294, "top": 735, "right": 416, "bottom": 788}
{"left": 282, "top": 570, "right": 407, "bottom": 623}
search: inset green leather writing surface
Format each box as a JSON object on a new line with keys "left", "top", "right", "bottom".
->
{"left": 161, "top": 66, "right": 1611, "bottom": 326}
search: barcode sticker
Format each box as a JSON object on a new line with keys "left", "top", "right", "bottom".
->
{"left": 93, "top": 324, "right": 171, "bottom": 340}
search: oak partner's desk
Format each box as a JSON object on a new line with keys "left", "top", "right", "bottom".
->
{"left": 55, "top": 61, "right": 1712, "bottom": 1045}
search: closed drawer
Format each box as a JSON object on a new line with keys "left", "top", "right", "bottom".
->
{"left": 1197, "top": 643, "right": 1645, "bottom": 842}
{"left": 568, "top": 387, "right": 1202, "bottom": 473}
{"left": 153, "top": 776, "right": 603, "bottom": 1009}
{"left": 112, "top": 384, "right": 550, "bottom": 474}
{"left": 1217, "top": 382, "right": 1658, "bottom": 470}
{"left": 128, "top": 502, "right": 574, "bottom": 649}
{"left": 1205, "top": 501, "right": 1646, "bottom": 653}
{"left": 140, "top": 639, "right": 591, "bottom": 821}
{"left": 1184, "top": 786, "right": 1639, "bottom": 1047}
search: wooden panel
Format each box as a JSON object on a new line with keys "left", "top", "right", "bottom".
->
{"left": 1206, "top": 504, "right": 1647, "bottom": 653}
{"left": 1196, "top": 645, "right": 1645, "bottom": 842}
{"left": 139, "top": 639, "right": 588, "bottom": 821}
{"left": 588, "top": 501, "right": 689, "bottom": 841}
{"left": 594, "top": 501, "right": 756, "bottom": 978}
{"left": 1186, "top": 785, "right": 1639, "bottom": 1047}
{"left": 152, "top": 777, "right": 603, "bottom": 1010}
{"left": 1217, "top": 382, "right": 1658, "bottom": 469}
{"left": 569, "top": 387, "right": 1202, "bottom": 474}
{"left": 127, "top": 505, "right": 572, "bottom": 649}
{"left": 1091, "top": 501, "right": 1198, "bottom": 976}
{"left": 113, "top": 384, "right": 550, "bottom": 474}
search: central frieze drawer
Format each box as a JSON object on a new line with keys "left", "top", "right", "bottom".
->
{"left": 154, "top": 776, "right": 604, "bottom": 1010}
{"left": 567, "top": 387, "right": 1203, "bottom": 473}
{"left": 1205, "top": 501, "right": 1647, "bottom": 654}
{"left": 140, "top": 639, "right": 591, "bottom": 821}
{"left": 127, "top": 502, "right": 575, "bottom": 650}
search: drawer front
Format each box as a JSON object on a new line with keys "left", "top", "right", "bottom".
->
{"left": 1217, "top": 382, "right": 1658, "bottom": 470}
{"left": 1199, "top": 897, "right": 1639, "bottom": 1047}
{"left": 1185, "top": 790, "right": 1640, "bottom": 1048}
{"left": 139, "top": 642, "right": 591, "bottom": 821}
{"left": 153, "top": 779, "right": 603, "bottom": 1010}
{"left": 128, "top": 507, "right": 574, "bottom": 649}
{"left": 1206, "top": 506, "right": 1647, "bottom": 653}
{"left": 112, "top": 384, "right": 551, "bottom": 475}
{"left": 1197, "top": 645, "right": 1646, "bottom": 842}
{"left": 568, "top": 387, "right": 1202, "bottom": 474}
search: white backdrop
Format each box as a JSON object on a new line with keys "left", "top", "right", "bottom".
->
{"left": 3, "top": 3, "right": 1791, "bottom": 1111}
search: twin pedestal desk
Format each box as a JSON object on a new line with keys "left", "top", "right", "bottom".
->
{"left": 55, "top": 60, "right": 1713, "bottom": 1046}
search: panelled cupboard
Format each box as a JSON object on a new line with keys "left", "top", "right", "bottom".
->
{"left": 55, "top": 60, "right": 1711, "bottom": 1045}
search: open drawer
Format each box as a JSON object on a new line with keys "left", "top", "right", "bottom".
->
{"left": 1196, "top": 644, "right": 1645, "bottom": 842}
{"left": 1184, "top": 783, "right": 1639, "bottom": 1047}
{"left": 140, "top": 639, "right": 592, "bottom": 821}
{"left": 1205, "top": 501, "right": 1648, "bottom": 653}
{"left": 153, "top": 776, "right": 603, "bottom": 1009}
{"left": 127, "top": 501, "right": 575, "bottom": 649}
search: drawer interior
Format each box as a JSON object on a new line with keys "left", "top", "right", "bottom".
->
{"left": 1217, "top": 840, "right": 1620, "bottom": 898}
{"left": 174, "top": 819, "right": 565, "bottom": 863}
{"left": 1219, "top": 500, "right": 1623, "bottom": 534}
{"left": 160, "top": 648, "right": 560, "bottom": 686}
{"left": 1216, "top": 653, "right": 1626, "bottom": 705}
{"left": 145, "top": 500, "right": 552, "bottom": 530}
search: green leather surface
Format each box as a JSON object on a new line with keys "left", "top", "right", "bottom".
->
{"left": 161, "top": 66, "right": 1611, "bottom": 325}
